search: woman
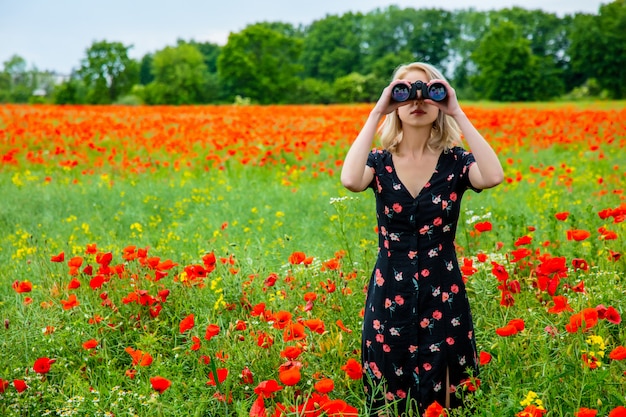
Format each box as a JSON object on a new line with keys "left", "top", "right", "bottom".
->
{"left": 341, "top": 62, "right": 503, "bottom": 416}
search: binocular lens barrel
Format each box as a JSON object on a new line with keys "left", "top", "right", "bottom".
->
{"left": 390, "top": 81, "right": 447, "bottom": 102}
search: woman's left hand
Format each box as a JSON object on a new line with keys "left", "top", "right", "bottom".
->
{"left": 426, "top": 79, "right": 464, "bottom": 118}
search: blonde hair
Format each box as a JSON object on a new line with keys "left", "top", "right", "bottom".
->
{"left": 378, "top": 62, "right": 461, "bottom": 153}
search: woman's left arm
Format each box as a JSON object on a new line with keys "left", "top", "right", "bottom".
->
{"left": 428, "top": 79, "right": 504, "bottom": 190}
{"left": 452, "top": 112, "right": 504, "bottom": 190}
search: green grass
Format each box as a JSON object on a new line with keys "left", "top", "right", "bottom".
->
{"left": 0, "top": 103, "right": 625, "bottom": 417}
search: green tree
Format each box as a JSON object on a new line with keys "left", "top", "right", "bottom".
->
{"left": 1, "top": 55, "right": 34, "bottom": 103}
{"left": 77, "top": 40, "right": 139, "bottom": 104}
{"left": 139, "top": 53, "right": 154, "bottom": 85}
{"left": 362, "top": 7, "right": 455, "bottom": 74}
{"left": 144, "top": 43, "right": 208, "bottom": 104}
{"left": 217, "top": 23, "right": 302, "bottom": 104}
{"left": 569, "top": 0, "right": 626, "bottom": 98}
{"left": 178, "top": 39, "right": 221, "bottom": 74}
{"left": 300, "top": 13, "right": 364, "bottom": 82}
{"left": 471, "top": 21, "right": 546, "bottom": 101}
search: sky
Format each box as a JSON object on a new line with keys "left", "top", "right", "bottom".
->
{"left": 0, "top": 0, "right": 607, "bottom": 75}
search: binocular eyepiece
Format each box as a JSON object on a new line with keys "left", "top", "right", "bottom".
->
{"left": 391, "top": 80, "right": 447, "bottom": 102}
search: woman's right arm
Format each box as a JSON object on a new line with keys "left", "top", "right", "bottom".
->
{"left": 340, "top": 84, "right": 402, "bottom": 192}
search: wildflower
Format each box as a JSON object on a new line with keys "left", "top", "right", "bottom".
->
{"left": 254, "top": 380, "right": 283, "bottom": 398}
{"left": 517, "top": 405, "right": 547, "bottom": 417}
{"left": 574, "top": 408, "right": 598, "bottom": 417}
{"left": 150, "top": 376, "right": 171, "bottom": 393}
{"left": 479, "top": 351, "right": 492, "bottom": 365}
{"left": 609, "top": 406, "right": 626, "bottom": 417}
{"left": 240, "top": 366, "right": 254, "bottom": 384}
{"left": 207, "top": 368, "right": 228, "bottom": 386}
{"left": 13, "top": 379, "right": 28, "bottom": 393}
{"left": 547, "top": 295, "right": 573, "bottom": 314}
{"left": 341, "top": 358, "right": 363, "bottom": 380}
{"left": 596, "top": 305, "right": 621, "bottom": 324}
{"left": 280, "top": 346, "right": 303, "bottom": 360}
{"left": 82, "top": 339, "right": 98, "bottom": 350}
{"left": 33, "top": 357, "right": 56, "bottom": 374}
{"left": 50, "top": 252, "right": 65, "bottom": 262}
{"left": 0, "top": 379, "right": 8, "bottom": 393}
{"left": 566, "top": 308, "right": 599, "bottom": 333}
{"left": 474, "top": 221, "right": 492, "bottom": 232}
{"left": 566, "top": 229, "right": 591, "bottom": 241}
{"left": 424, "top": 401, "right": 447, "bottom": 417}
{"left": 288, "top": 251, "right": 307, "bottom": 265}
{"left": 125, "top": 347, "right": 153, "bottom": 367}
{"left": 314, "top": 378, "right": 334, "bottom": 394}
{"left": 12, "top": 280, "right": 32, "bottom": 293}
{"left": 179, "top": 314, "right": 195, "bottom": 333}
{"left": 60, "top": 293, "right": 79, "bottom": 310}
{"left": 204, "top": 324, "right": 220, "bottom": 341}
{"left": 555, "top": 212, "right": 569, "bottom": 221}
{"left": 609, "top": 346, "right": 626, "bottom": 360}
{"left": 278, "top": 364, "right": 301, "bottom": 386}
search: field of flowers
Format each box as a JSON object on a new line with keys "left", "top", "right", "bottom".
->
{"left": 0, "top": 102, "right": 625, "bottom": 417}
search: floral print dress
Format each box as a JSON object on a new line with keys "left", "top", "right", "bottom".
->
{"left": 362, "top": 146, "right": 480, "bottom": 415}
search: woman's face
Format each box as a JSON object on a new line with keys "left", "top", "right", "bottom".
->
{"left": 396, "top": 69, "right": 439, "bottom": 129}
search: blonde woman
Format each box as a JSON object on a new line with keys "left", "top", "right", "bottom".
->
{"left": 341, "top": 62, "right": 503, "bottom": 416}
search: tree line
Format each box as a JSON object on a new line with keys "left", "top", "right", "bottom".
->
{"left": 2, "top": 2, "right": 625, "bottom": 104}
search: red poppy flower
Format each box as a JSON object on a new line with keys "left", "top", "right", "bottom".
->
{"left": 496, "top": 324, "right": 518, "bottom": 337}
{"left": 278, "top": 366, "right": 301, "bottom": 386}
{"left": 272, "top": 311, "right": 292, "bottom": 330}
{"left": 609, "top": 406, "right": 626, "bottom": 417}
{"left": 205, "top": 323, "right": 220, "bottom": 341}
{"left": 12, "top": 280, "right": 33, "bottom": 293}
{"left": 319, "top": 399, "right": 358, "bottom": 416}
{"left": 335, "top": 319, "right": 352, "bottom": 333}
{"left": 572, "top": 258, "right": 589, "bottom": 271}
{"left": 283, "top": 322, "right": 306, "bottom": 342}
{"left": 514, "top": 235, "right": 532, "bottom": 246}
{"left": 250, "top": 395, "right": 266, "bottom": 417}
{"left": 424, "top": 401, "right": 447, "bottom": 417}
{"left": 547, "top": 295, "right": 573, "bottom": 314}
{"left": 517, "top": 405, "right": 547, "bottom": 417}
{"left": 479, "top": 351, "right": 492, "bottom": 365}
{"left": 555, "top": 212, "right": 569, "bottom": 221}
{"left": 33, "top": 357, "right": 56, "bottom": 374}
{"left": 289, "top": 251, "right": 307, "bottom": 265}
{"left": 603, "top": 306, "right": 622, "bottom": 324}
{"left": 13, "top": 379, "right": 28, "bottom": 393}
{"left": 125, "top": 347, "right": 153, "bottom": 367}
{"left": 341, "top": 358, "right": 363, "bottom": 380}
{"left": 474, "top": 221, "right": 492, "bottom": 232}
{"left": 179, "top": 314, "right": 195, "bottom": 333}
{"left": 240, "top": 366, "right": 254, "bottom": 384}
{"left": 254, "top": 379, "right": 283, "bottom": 398}
{"left": 609, "top": 346, "right": 626, "bottom": 360}
{"left": 280, "top": 346, "right": 303, "bottom": 360}
{"left": 82, "top": 339, "right": 98, "bottom": 350}
{"left": 0, "top": 379, "right": 8, "bottom": 393}
{"left": 50, "top": 252, "right": 65, "bottom": 262}
{"left": 491, "top": 262, "right": 509, "bottom": 282}
{"left": 303, "top": 318, "right": 325, "bottom": 334}
{"left": 314, "top": 378, "right": 334, "bottom": 394}
{"left": 60, "top": 293, "right": 79, "bottom": 310}
{"left": 566, "top": 229, "right": 591, "bottom": 241}
{"left": 150, "top": 376, "right": 171, "bottom": 393}
{"left": 207, "top": 368, "right": 228, "bottom": 386}
{"left": 575, "top": 408, "right": 598, "bottom": 417}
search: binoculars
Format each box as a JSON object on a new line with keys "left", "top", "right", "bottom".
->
{"left": 391, "top": 80, "right": 447, "bottom": 102}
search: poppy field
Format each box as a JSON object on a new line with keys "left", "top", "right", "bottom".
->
{"left": 0, "top": 102, "right": 625, "bottom": 417}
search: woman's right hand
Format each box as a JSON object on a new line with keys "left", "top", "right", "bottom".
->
{"left": 372, "top": 81, "right": 410, "bottom": 116}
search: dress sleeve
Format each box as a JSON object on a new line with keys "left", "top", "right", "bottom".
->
{"left": 455, "top": 147, "right": 482, "bottom": 193}
{"left": 366, "top": 149, "right": 380, "bottom": 191}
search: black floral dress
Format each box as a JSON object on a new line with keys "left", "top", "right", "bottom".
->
{"left": 362, "top": 146, "right": 480, "bottom": 415}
